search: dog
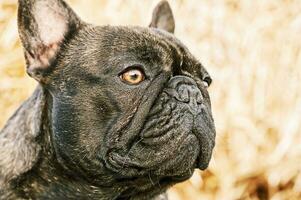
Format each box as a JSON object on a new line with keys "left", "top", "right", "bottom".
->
{"left": 0, "top": 0, "right": 216, "bottom": 199}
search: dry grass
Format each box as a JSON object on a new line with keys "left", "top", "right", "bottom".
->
{"left": 1, "top": 0, "right": 301, "bottom": 199}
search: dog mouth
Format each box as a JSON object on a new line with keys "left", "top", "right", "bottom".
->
{"left": 106, "top": 92, "right": 215, "bottom": 175}
{"left": 103, "top": 75, "right": 215, "bottom": 190}
{"left": 138, "top": 83, "right": 216, "bottom": 169}
{"left": 140, "top": 104, "right": 215, "bottom": 171}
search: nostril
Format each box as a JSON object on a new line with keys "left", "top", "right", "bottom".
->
{"left": 196, "top": 92, "right": 203, "bottom": 104}
{"left": 164, "top": 76, "right": 204, "bottom": 104}
{"left": 168, "top": 75, "right": 197, "bottom": 89}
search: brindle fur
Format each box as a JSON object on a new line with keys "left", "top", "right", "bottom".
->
{"left": 0, "top": 1, "right": 216, "bottom": 199}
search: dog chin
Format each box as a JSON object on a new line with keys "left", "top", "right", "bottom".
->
{"left": 106, "top": 132, "right": 199, "bottom": 178}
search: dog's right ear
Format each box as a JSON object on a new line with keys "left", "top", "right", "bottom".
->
{"left": 18, "top": 0, "right": 82, "bottom": 82}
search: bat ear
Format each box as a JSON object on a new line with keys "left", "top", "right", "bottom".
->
{"left": 17, "top": 0, "right": 82, "bottom": 82}
{"left": 149, "top": 0, "right": 175, "bottom": 33}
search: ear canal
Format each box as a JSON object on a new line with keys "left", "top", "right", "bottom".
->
{"left": 149, "top": 0, "right": 175, "bottom": 33}
{"left": 17, "top": 0, "right": 81, "bottom": 82}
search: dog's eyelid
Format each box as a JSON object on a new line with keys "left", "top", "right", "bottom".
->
{"left": 118, "top": 64, "right": 146, "bottom": 76}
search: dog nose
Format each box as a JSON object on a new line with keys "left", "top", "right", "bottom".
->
{"left": 164, "top": 76, "right": 203, "bottom": 105}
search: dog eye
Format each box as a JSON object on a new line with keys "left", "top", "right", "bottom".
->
{"left": 202, "top": 76, "right": 212, "bottom": 88}
{"left": 120, "top": 68, "right": 145, "bottom": 85}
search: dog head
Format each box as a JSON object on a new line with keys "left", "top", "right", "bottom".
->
{"left": 18, "top": 0, "right": 215, "bottom": 197}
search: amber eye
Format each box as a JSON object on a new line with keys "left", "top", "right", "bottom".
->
{"left": 120, "top": 68, "right": 145, "bottom": 85}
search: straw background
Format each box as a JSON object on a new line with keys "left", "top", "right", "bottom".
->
{"left": 1, "top": 0, "right": 301, "bottom": 199}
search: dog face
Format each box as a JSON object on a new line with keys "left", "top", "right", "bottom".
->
{"left": 18, "top": 0, "right": 215, "bottom": 196}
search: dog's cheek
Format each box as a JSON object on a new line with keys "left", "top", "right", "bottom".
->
{"left": 50, "top": 100, "right": 83, "bottom": 166}
{"left": 49, "top": 89, "right": 124, "bottom": 172}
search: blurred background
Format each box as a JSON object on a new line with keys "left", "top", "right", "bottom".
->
{"left": 1, "top": 0, "right": 301, "bottom": 199}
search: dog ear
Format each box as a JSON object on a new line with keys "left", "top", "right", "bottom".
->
{"left": 149, "top": 0, "right": 175, "bottom": 33}
{"left": 17, "top": 0, "right": 82, "bottom": 82}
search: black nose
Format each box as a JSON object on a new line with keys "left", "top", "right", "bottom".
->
{"left": 164, "top": 76, "right": 203, "bottom": 105}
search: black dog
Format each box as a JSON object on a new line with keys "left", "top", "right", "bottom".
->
{"left": 0, "top": 0, "right": 216, "bottom": 199}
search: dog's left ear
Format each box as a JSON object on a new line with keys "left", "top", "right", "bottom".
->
{"left": 17, "top": 0, "right": 82, "bottom": 82}
{"left": 149, "top": 0, "right": 175, "bottom": 33}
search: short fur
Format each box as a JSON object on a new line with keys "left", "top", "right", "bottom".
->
{"left": 0, "top": 1, "right": 216, "bottom": 199}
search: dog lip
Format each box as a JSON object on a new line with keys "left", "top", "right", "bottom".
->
{"left": 193, "top": 132, "right": 215, "bottom": 170}
{"left": 174, "top": 174, "right": 192, "bottom": 181}
{"left": 167, "top": 174, "right": 192, "bottom": 182}
{"left": 196, "top": 156, "right": 210, "bottom": 170}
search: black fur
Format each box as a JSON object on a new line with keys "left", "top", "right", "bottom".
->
{"left": 0, "top": 1, "right": 216, "bottom": 199}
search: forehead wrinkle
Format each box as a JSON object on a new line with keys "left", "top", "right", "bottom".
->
{"left": 150, "top": 29, "right": 184, "bottom": 73}
{"left": 124, "top": 28, "right": 174, "bottom": 71}
{"left": 99, "top": 26, "right": 175, "bottom": 73}
{"left": 164, "top": 38, "right": 184, "bottom": 73}
{"left": 150, "top": 29, "right": 212, "bottom": 80}
{"left": 148, "top": 35, "right": 174, "bottom": 72}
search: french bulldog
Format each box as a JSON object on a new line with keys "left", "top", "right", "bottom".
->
{"left": 0, "top": 0, "right": 216, "bottom": 199}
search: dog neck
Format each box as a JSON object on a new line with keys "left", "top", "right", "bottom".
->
{"left": 1, "top": 86, "right": 126, "bottom": 199}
